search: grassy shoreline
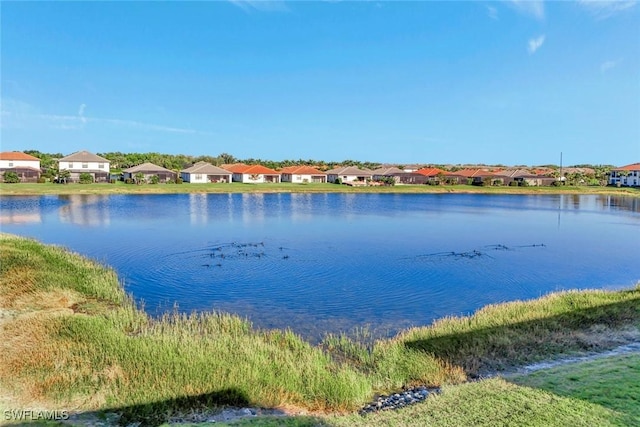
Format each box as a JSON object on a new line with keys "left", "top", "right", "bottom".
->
{"left": 1, "top": 181, "right": 639, "bottom": 197}
{"left": 1, "top": 233, "right": 639, "bottom": 425}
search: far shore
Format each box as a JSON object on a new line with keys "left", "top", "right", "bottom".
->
{"left": 2, "top": 182, "right": 639, "bottom": 197}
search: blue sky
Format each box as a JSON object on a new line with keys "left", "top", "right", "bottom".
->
{"left": 1, "top": 1, "right": 638, "bottom": 166}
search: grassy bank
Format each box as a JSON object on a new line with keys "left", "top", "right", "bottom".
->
{"left": 1, "top": 234, "right": 639, "bottom": 425}
{"left": 1, "top": 181, "right": 639, "bottom": 197}
{"left": 511, "top": 353, "right": 640, "bottom": 426}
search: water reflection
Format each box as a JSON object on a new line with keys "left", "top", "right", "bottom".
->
{"left": 58, "top": 195, "right": 110, "bottom": 227}
{"left": 189, "top": 193, "right": 208, "bottom": 225}
{"left": 0, "top": 196, "right": 42, "bottom": 224}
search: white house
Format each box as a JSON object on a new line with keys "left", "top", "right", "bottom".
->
{"left": 58, "top": 151, "right": 110, "bottom": 183}
{"left": 0, "top": 152, "right": 41, "bottom": 182}
{"left": 224, "top": 164, "right": 280, "bottom": 183}
{"left": 325, "top": 166, "right": 373, "bottom": 184}
{"left": 609, "top": 163, "right": 640, "bottom": 187}
{"left": 280, "top": 166, "right": 327, "bottom": 183}
{"left": 181, "top": 162, "right": 232, "bottom": 183}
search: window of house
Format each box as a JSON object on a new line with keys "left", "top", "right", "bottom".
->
{"left": 98, "top": 163, "right": 104, "bottom": 169}
{"left": 195, "top": 174, "right": 202, "bottom": 180}
{"left": 8, "top": 162, "right": 13, "bottom": 167}
{"left": 82, "top": 163, "right": 89, "bottom": 168}
{"left": 68, "top": 162, "right": 74, "bottom": 168}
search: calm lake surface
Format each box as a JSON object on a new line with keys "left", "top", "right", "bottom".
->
{"left": 1, "top": 193, "right": 639, "bottom": 341}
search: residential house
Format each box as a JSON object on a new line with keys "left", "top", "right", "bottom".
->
{"left": 181, "top": 162, "right": 232, "bottom": 183}
{"left": 372, "top": 166, "right": 405, "bottom": 181}
{"left": 414, "top": 167, "right": 464, "bottom": 185}
{"left": 280, "top": 166, "right": 327, "bottom": 183}
{"left": 123, "top": 162, "right": 177, "bottom": 183}
{"left": 58, "top": 151, "right": 110, "bottom": 183}
{"left": 455, "top": 168, "right": 503, "bottom": 186}
{"left": 223, "top": 164, "right": 281, "bottom": 183}
{"left": 370, "top": 166, "right": 426, "bottom": 185}
{"left": 0, "top": 151, "right": 41, "bottom": 182}
{"left": 496, "top": 169, "right": 555, "bottom": 186}
{"left": 609, "top": 163, "right": 640, "bottom": 187}
{"left": 326, "top": 166, "right": 373, "bottom": 184}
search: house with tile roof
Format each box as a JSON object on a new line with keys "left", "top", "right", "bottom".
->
{"left": 123, "top": 162, "right": 177, "bottom": 183}
{"left": 181, "top": 162, "right": 232, "bottom": 183}
{"left": 58, "top": 151, "right": 110, "bottom": 183}
{"left": 223, "top": 164, "right": 281, "bottom": 183}
{"left": 455, "top": 168, "right": 504, "bottom": 186}
{"left": 0, "top": 151, "right": 41, "bottom": 182}
{"left": 609, "top": 163, "right": 640, "bottom": 187}
{"left": 370, "top": 166, "right": 429, "bottom": 185}
{"left": 325, "top": 166, "right": 373, "bottom": 184}
{"left": 496, "top": 169, "right": 555, "bottom": 186}
{"left": 280, "top": 166, "right": 327, "bottom": 183}
{"left": 413, "top": 167, "right": 465, "bottom": 185}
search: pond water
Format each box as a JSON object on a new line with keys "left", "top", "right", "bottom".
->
{"left": 1, "top": 193, "right": 638, "bottom": 341}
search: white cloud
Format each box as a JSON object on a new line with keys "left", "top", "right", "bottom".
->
{"left": 486, "top": 5, "right": 499, "bottom": 20}
{"left": 1, "top": 98, "right": 206, "bottom": 134}
{"left": 508, "top": 0, "right": 545, "bottom": 20}
{"left": 528, "top": 35, "right": 545, "bottom": 54}
{"left": 228, "top": 0, "right": 289, "bottom": 13}
{"left": 600, "top": 59, "right": 620, "bottom": 73}
{"left": 577, "top": 0, "right": 637, "bottom": 20}
{"left": 78, "top": 103, "right": 87, "bottom": 124}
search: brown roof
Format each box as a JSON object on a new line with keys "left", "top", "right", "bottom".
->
{"left": 280, "top": 165, "right": 326, "bottom": 175}
{"left": 0, "top": 151, "right": 40, "bottom": 161}
{"left": 123, "top": 162, "right": 175, "bottom": 173}
{"left": 415, "top": 167, "right": 446, "bottom": 177}
{"left": 325, "top": 166, "right": 373, "bottom": 176}
{"left": 612, "top": 163, "right": 640, "bottom": 171}
{"left": 455, "top": 168, "right": 496, "bottom": 178}
{"left": 59, "top": 150, "right": 109, "bottom": 163}
{"left": 182, "top": 162, "right": 232, "bottom": 175}
{"left": 372, "top": 167, "right": 405, "bottom": 175}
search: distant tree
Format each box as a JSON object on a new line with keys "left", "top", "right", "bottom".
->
{"left": 218, "top": 153, "right": 237, "bottom": 165}
{"left": 3, "top": 171, "right": 20, "bottom": 183}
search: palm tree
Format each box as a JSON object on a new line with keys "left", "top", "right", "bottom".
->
{"left": 57, "top": 169, "right": 71, "bottom": 184}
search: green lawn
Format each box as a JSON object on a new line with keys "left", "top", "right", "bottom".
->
{"left": 510, "top": 353, "right": 640, "bottom": 426}
{"left": 1, "top": 181, "right": 639, "bottom": 196}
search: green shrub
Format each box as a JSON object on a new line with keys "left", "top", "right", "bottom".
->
{"left": 149, "top": 175, "right": 160, "bottom": 184}
{"left": 508, "top": 181, "right": 518, "bottom": 187}
{"left": 2, "top": 171, "right": 20, "bottom": 183}
{"left": 79, "top": 173, "right": 94, "bottom": 184}
{"left": 37, "top": 177, "right": 47, "bottom": 184}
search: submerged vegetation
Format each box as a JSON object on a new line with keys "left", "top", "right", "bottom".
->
{"left": 1, "top": 233, "right": 639, "bottom": 425}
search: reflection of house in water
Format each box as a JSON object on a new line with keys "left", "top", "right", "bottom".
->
{"left": 241, "top": 193, "right": 266, "bottom": 223}
{"left": 59, "top": 195, "right": 110, "bottom": 226}
{"left": 0, "top": 207, "right": 42, "bottom": 224}
{"left": 604, "top": 196, "right": 640, "bottom": 214}
{"left": 189, "top": 193, "right": 209, "bottom": 224}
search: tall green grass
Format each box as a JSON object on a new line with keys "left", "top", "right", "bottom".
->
{"left": 1, "top": 233, "right": 638, "bottom": 425}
